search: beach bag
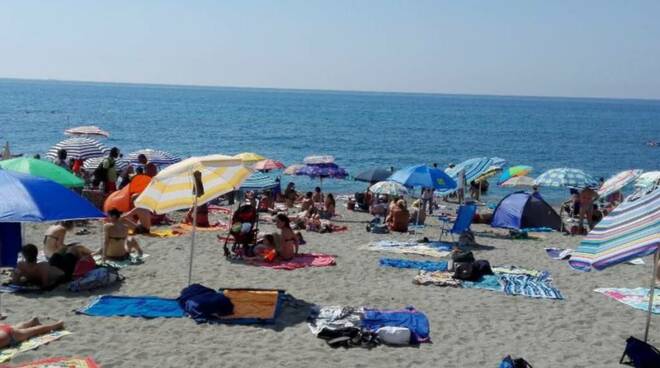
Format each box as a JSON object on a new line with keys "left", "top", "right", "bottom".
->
{"left": 376, "top": 326, "right": 411, "bottom": 346}
{"left": 68, "top": 267, "right": 121, "bottom": 292}
{"left": 72, "top": 255, "right": 97, "bottom": 279}
{"left": 500, "top": 355, "right": 533, "bottom": 368}
{"left": 453, "top": 262, "right": 476, "bottom": 281}
{"left": 177, "top": 284, "right": 234, "bottom": 321}
{"left": 620, "top": 336, "right": 660, "bottom": 368}
{"left": 473, "top": 260, "right": 493, "bottom": 278}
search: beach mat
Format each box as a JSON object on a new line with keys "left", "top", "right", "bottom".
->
{"left": 143, "top": 228, "right": 183, "bottom": 238}
{"left": 93, "top": 254, "right": 149, "bottom": 269}
{"left": 205, "top": 289, "right": 284, "bottom": 325}
{"left": 379, "top": 258, "right": 448, "bottom": 272}
{"left": 76, "top": 295, "right": 185, "bottom": 318}
{"left": 0, "top": 284, "right": 42, "bottom": 294}
{"left": 367, "top": 240, "right": 452, "bottom": 258}
{"left": 244, "top": 253, "right": 336, "bottom": 270}
{"left": 10, "top": 356, "right": 99, "bottom": 368}
{"left": 0, "top": 331, "right": 71, "bottom": 364}
{"left": 462, "top": 274, "right": 503, "bottom": 291}
{"left": 499, "top": 273, "right": 563, "bottom": 300}
{"left": 595, "top": 288, "right": 660, "bottom": 314}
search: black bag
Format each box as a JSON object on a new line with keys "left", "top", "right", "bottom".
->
{"left": 453, "top": 262, "right": 476, "bottom": 281}
{"left": 473, "top": 260, "right": 493, "bottom": 276}
{"left": 92, "top": 159, "right": 111, "bottom": 186}
{"left": 620, "top": 336, "right": 660, "bottom": 368}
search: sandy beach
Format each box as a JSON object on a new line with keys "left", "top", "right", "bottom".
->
{"left": 2, "top": 200, "right": 657, "bottom": 367}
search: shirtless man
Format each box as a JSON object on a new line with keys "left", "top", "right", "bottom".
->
{"left": 579, "top": 186, "right": 599, "bottom": 232}
{"left": 12, "top": 244, "right": 64, "bottom": 289}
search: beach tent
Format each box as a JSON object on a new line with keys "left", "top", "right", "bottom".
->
{"left": 491, "top": 191, "right": 562, "bottom": 231}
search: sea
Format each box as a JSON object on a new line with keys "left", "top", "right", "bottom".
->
{"left": 1, "top": 78, "right": 658, "bottom": 204}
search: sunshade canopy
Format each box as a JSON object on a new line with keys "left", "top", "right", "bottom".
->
{"left": 389, "top": 165, "right": 456, "bottom": 190}
{"left": 46, "top": 137, "right": 109, "bottom": 161}
{"left": 0, "top": 157, "right": 84, "bottom": 188}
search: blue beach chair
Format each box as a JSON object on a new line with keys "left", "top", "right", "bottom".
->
{"left": 439, "top": 204, "right": 477, "bottom": 243}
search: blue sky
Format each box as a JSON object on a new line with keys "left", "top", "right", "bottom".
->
{"left": 1, "top": 1, "right": 659, "bottom": 99}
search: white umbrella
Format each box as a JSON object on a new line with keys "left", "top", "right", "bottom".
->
{"left": 369, "top": 181, "right": 409, "bottom": 196}
{"left": 46, "top": 137, "right": 109, "bottom": 161}
{"left": 64, "top": 125, "right": 110, "bottom": 138}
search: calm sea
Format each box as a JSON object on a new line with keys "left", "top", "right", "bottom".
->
{"left": 1, "top": 79, "right": 658, "bottom": 204}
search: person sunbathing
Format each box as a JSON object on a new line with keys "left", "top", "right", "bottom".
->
{"left": 300, "top": 192, "right": 314, "bottom": 212}
{"left": 183, "top": 203, "right": 210, "bottom": 227}
{"left": 102, "top": 209, "right": 143, "bottom": 261}
{"left": 43, "top": 221, "right": 74, "bottom": 258}
{"left": 386, "top": 200, "right": 410, "bottom": 232}
{"left": 273, "top": 214, "right": 298, "bottom": 260}
{"left": 0, "top": 317, "right": 64, "bottom": 349}
{"left": 12, "top": 244, "right": 64, "bottom": 289}
{"left": 322, "top": 193, "right": 336, "bottom": 219}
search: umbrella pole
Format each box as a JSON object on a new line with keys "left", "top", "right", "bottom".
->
{"left": 187, "top": 182, "right": 199, "bottom": 286}
{"left": 643, "top": 250, "right": 658, "bottom": 342}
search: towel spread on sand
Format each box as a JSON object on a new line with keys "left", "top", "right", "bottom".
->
{"left": 462, "top": 275, "right": 503, "bottom": 291}
{"left": 492, "top": 265, "right": 543, "bottom": 278}
{"left": 413, "top": 271, "right": 462, "bottom": 287}
{"left": 174, "top": 221, "right": 229, "bottom": 232}
{"left": 380, "top": 258, "right": 448, "bottom": 272}
{"left": 0, "top": 330, "right": 72, "bottom": 363}
{"left": 499, "top": 274, "right": 563, "bottom": 300}
{"left": 12, "top": 356, "right": 99, "bottom": 368}
{"left": 520, "top": 227, "right": 554, "bottom": 232}
{"left": 144, "top": 228, "right": 183, "bottom": 238}
{"left": 595, "top": 288, "right": 660, "bottom": 314}
{"left": 545, "top": 248, "right": 644, "bottom": 265}
{"left": 367, "top": 240, "right": 452, "bottom": 258}
{"left": 0, "top": 284, "right": 42, "bottom": 294}
{"left": 93, "top": 254, "right": 149, "bottom": 269}
{"left": 245, "top": 253, "right": 336, "bottom": 270}
{"left": 77, "top": 295, "right": 186, "bottom": 318}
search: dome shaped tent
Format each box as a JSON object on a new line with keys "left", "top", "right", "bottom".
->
{"left": 491, "top": 191, "right": 562, "bottom": 231}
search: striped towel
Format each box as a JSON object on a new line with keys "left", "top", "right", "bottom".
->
{"left": 499, "top": 274, "right": 563, "bottom": 300}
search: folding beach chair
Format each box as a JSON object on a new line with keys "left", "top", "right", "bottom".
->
{"left": 223, "top": 204, "right": 259, "bottom": 258}
{"left": 438, "top": 204, "right": 477, "bottom": 243}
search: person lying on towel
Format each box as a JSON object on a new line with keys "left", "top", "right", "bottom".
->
{"left": 12, "top": 244, "right": 64, "bottom": 289}
{"left": 0, "top": 317, "right": 64, "bottom": 349}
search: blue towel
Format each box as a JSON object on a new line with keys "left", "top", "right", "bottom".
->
{"left": 379, "top": 258, "right": 448, "bottom": 272}
{"left": 499, "top": 274, "right": 563, "bottom": 300}
{"left": 77, "top": 295, "right": 186, "bottom": 318}
{"left": 362, "top": 306, "right": 430, "bottom": 343}
{"left": 462, "top": 275, "right": 502, "bottom": 291}
{"left": 520, "top": 227, "right": 553, "bottom": 232}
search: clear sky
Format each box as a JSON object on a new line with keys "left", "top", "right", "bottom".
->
{"left": 1, "top": 0, "right": 659, "bottom": 99}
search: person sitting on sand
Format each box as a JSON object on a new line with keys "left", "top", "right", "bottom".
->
{"left": 304, "top": 206, "right": 323, "bottom": 232}
{"left": 43, "top": 221, "right": 74, "bottom": 258}
{"left": 12, "top": 244, "right": 64, "bottom": 289}
{"left": 102, "top": 209, "right": 143, "bottom": 261}
{"left": 386, "top": 199, "right": 410, "bottom": 232}
{"left": 300, "top": 192, "right": 314, "bottom": 212}
{"left": 257, "top": 193, "right": 274, "bottom": 213}
{"left": 183, "top": 202, "right": 210, "bottom": 227}
{"left": 273, "top": 213, "right": 298, "bottom": 260}
{"left": 409, "top": 199, "right": 426, "bottom": 225}
{"left": 312, "top": 186, "right": 324, "bottom": 203}
{"left": 579, "top": 186, "right": 599, "bottom": 232}
{"left": 284, "top": 183, "right": 297, "bottom": 208}
{"left": 0, "top": 317, "right": 64, "bottom": 349}
{"left": 322, "top": 193, "right": 336, "bottom": 219}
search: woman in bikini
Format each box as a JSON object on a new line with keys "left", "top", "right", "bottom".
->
{"left": 102, "top": 209, "right": 143, "bottom": 261}
{"left": 273, "top": 213, "right": 298, "bottom": 260}
{"left": 322, "top": 193, "right": 336, "bottom": 219}
{"left": 0, "top": 317, "right": 64, "bottom": 349}
{"left": 43, "top": 221, "right": 74, "bottom": 258}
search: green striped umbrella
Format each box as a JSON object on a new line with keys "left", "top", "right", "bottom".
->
{"left": 0, "top": 157, "right": 84, "bottom": 188}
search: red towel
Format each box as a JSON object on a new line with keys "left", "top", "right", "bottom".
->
{"left": 248, "top": 253, "right": 336, "bottom": 270}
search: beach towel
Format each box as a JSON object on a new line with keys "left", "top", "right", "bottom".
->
{"left": 12, "top": 356, "right": 99, "bottom": 368}
{"left": 413, "top": 271, "right": 461, "bottom": 287}
{"left": 595, "top": 288, "right": 660, "bottom": 314}
{"left": 362, "top": 307, "right": 430, "bottom": 343}
{"left": 174, "top": 221, "right": 229, "bottom": 232}
{"left": 462, "top": 274, "right": 503, "bottom": 291}
{"left": 76, "top": 295, "right": 186, "bottom": 318}
{"left": 144, "top": 228, "right": 183, "bottom": 238}
{"left": 492, "top": 265, "right": 543, "bottom": 278}
{"left": 367, "top": 240, "right": 452, "bottom": 258}
{"left": 208, "top": 204, "right": 232, "bottom": 215}
{"left": 0, "top": 330, "right": 71, "bottom": 364}
{"left": 205, "top": 289, "right": 284, "bottom": 324}
{"left": 0, "top": 284, "right": 42, "bottom": 294}
{"left": 545, "top": 247, "right": 573, "bottom": 260}
{"left": 245, "top": 253, "right": 336, "bottom": 270}
{"left": 520, "top": 227, "right": 554, "bottom": 232}
{"left": 307, "top": 306, "right": 362, "bottom": 336}
{"left": 93, "top": 254, "right": 149, "bottom": 269}
{"left": 499, "top": 274, "right": 563, "bottom": 300}
{"left": 379, "top": 258, "right": 448, "bottom": 272}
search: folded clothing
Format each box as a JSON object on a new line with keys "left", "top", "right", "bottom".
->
{"left": 380, "top": 258, "right": 448, "bottom": 272}
{"left": 362, "top": 306, "right": 430, "bottom": 344}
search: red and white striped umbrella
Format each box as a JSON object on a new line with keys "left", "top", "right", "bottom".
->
{"left": 64, "top": 125, "right": 110, "bottom": 138}
{"left": 254, "top": 159, "right": 285, "bottom": 171}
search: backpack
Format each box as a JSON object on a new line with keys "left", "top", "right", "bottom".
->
{"left": 68, "top": 267, "right": 121, "bottom": 292}
{"left": 500, "top": 355, "right": 533, "bottom": 368}
{"left": 620, "top": 336, "right": 660, "bottom": 368}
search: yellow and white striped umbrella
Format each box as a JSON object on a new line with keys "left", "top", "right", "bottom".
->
{"left": 135, "top": 154, "right": 252, "bottom": 214}
{"left": 233, "top": 152, "right": 266, "bottom": 164}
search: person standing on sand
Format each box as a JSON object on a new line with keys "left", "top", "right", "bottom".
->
{"left": 101, "top": 147, "right": 120, "bottom": 193}
{"left": 578, "top": 186, "right": 599, "bottom": 232}
{"left": 53, "top": 149, "right": 69, "bottom": 170}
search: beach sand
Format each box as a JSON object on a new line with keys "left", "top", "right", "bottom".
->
{"left": 4, "top": 202, "right": 658, "bottom": 367}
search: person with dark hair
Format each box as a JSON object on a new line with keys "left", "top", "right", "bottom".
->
{"left": 53, "top": 149, "right": 69, "bottom": 170}
{"left": 322, "top": 193, "right": 336, "bottom": 218}
{"left": 273, "top": 213, "right": 298, "bottom": 260}
{"left": 284, "top": 182, "right": 297, "bottom": 208}
{"left": 312, "top": 186, "right": 324, "bottom": 203}
{"left": 12, "top": 244, "right": 64, "bottom": 289}
{"left": 0, "top": 317, "right": 64, "bottom": 349}
{"left": 301, "top": 192, "right": 314, "bottom": 212}
{"left": 101, "top": 147, "right": 120, "bottom": 193}
{"left": 102, "top": 208, "right": 143, "bottom": 261}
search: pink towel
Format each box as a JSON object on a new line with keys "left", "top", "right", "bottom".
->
{"left": 248, "top": 253, "right": 336, "bottom": 270}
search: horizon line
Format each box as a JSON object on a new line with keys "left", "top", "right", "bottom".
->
{"left": 1, "top": 76, "right": 659, "bottom": 103}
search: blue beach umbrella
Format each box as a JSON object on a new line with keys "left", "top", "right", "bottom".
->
{"left": 446, "top": 157, "right": 507, "bottom": 183}
{"left": 534, "top": 168, "right": 599, "bottom": 189}
{"left": 389, "top": 165, "right": 457, "bottom": 191}
{"left": 0, "top": 170, "right": 105, "bottom": 222}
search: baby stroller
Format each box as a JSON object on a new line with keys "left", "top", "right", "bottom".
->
{"left": 223, "top": 204, "right": 259, "bottom": 258}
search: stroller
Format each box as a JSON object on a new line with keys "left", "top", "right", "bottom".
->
{"left": 223, "top": 204, "right": 259, "bottom": 258}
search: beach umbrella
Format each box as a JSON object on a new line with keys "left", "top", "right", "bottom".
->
{"left": 239, "top": 171, "right": 280, "bottom": 192}
{"left": 233, "top": 152, "right": 266, "bottom": 164}
{"left": 446, "top": 157, "right": 507, "bottom": 183}
{"left": 534, "top": 168, "right": 599, "bottom": 189}
{"left": 303, "top": 155, "right": 335, "bottom": 165}
{"left": 82, "top": 156, "right": 129, "bottom": 172}
{"left": 498, "top": 165, "right": 533, "bottom": 185}
{"left": 569, "top": 187, "right": 660, "bottom": 342}
{"left": 64, "top": 125, "right": 110, "bottom": 138}
{"left": 253, "top": 159, "right": 285, "bottom": 171}
{"left": 0, "top": 170, "right": 104, "bottom": 222}
{"left": 125, "top": 149, "right": 181, "bottom": 166}
{"left": 389, "top": 165, "right": 457, "bottom": 191}
{"left": 499, "top": 176, "right": 536, "bottom": 188}
{"left": 46, "top": 137, "right": 108, "bottom": 161}
{"left": 597, "top": 169, "right": 643, "bottom": 199}
{"left": 635, "top": 171, "right": 660, "bottom": 190}
{"left": 297, "top": 163, "right": 348, "bottom": 179}
{"left": 135, "top": 154, "right": 252, "bottom": 285}
{"left": 474, "top": 166, "right": 502, "bottom": 183}
{"left": 0, "top": 157, "right": 84, "bottom": 188}
{"left": 354, "top": 168, "right": 392, "bottom": 184}
{"left": 283, "top": 164, "right": 305, "bottom": 176}
{"left": 369, "top": 181, "right": 409, "bottom": 196}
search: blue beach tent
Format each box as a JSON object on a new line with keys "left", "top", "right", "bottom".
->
{"left": 491, "top": 191, "right": 562, "bottom": 231}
